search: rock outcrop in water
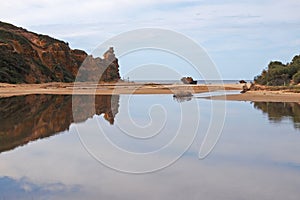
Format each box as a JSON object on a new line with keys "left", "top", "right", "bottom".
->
{"left": 0, "top": 95, "right": 119, "bottom": 153}
{"left": 181, "top": 77, "right": 197, "bottom": 84}
{"left": 0, "top": 21, "right": 120, "bottom": 83}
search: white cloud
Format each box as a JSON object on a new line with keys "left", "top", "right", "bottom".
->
{"left": 1, "top": 0, "right": 300, "bottom": 79}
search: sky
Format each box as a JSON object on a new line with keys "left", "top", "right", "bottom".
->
{"left": 1, "top": 0, "right": 300, "bottom": 80}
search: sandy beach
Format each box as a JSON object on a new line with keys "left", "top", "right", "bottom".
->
{"left": 0, "top": 82, "right": 299, "bottom": 102}
{"left": 0, "top": 82, "right": 241, "bottom": 97}
{"left": 205, "top": 91, "right": 300, "bottom": 103}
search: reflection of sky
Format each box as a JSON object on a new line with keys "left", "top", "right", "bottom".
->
{"left": 0, "top": 176, "right": 80, "bottom": 200}
{"left": 0, "top": 95, "right": 300, "bottom": 199}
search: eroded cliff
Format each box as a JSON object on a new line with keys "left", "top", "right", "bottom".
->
{"left": 0, "top": 21, "right": 120, "bottom": 83}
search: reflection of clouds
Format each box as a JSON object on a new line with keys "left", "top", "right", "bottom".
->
{"left": 76, "top": 94, "right": 201, "bottom": 172}
{"left": 211, "top": 101, "right": 300, "bottom": 165}
{"left": 0, "top": 99, "right": 300, "bottom": 199}
{"left": 0, "top": 176, "right": 80, "bottom": 200}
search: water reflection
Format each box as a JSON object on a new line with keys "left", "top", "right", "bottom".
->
{"left": 1, "top": 97, "right": 300, "bottom": 199}
{"left": 172, "top": 91, "right": 193, "bottom": 103}
{"left": 0, "top": 95, "right": 119, "bottom": 153}
{"left": 253, "top": 102, "right": 300, "bottom": 129}
{"left": 0, "top": 176, "right": 80, "bottom": 199}
{"left": 172, "top": 95, "right": 193, "bottom": 102}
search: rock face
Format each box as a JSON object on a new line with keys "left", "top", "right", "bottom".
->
{"left": 0, "top": 21, "right": 87, "bottom": 83}
{"left": 0, "top": 21, "right": 120, "bottom": 83}
{"left": 0, "top": 94, "right": 120, "bottom": 153}
{"left": 77, "top": 47, "right": 120, "bottom": 82}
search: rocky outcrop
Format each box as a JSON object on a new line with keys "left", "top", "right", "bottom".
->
{"left": 76, "top": 47, "right": 120, "bottom": 82}
{"left": 0, "top": 94, "right": 119, "bottom": 153}
{"left": 0, "top": 21, "right": 87, "bottom": 83}
{"left": 181, "top": 77, "right": 197, "bottom": 84}
{"left": 0, "top": 21, "right": 120, "bottom": 83}
{"left": 240, "top": 84, "right": 249, "bottom": 93}
{"left": 239, "top": 80, "right": 247, "bottom": 84}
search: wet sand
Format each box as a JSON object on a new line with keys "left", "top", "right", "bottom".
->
{"left": 206, "top": 91, "right": 300, "bottom": 103}
{"left": 1, "top": 82, "right": 299, "bottom": 102}
{"left": 0, "top": 82, "right": 241, "bottom": 97}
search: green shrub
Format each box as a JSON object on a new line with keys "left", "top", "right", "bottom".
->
{"left": 254, "top": 54, "right": 300, "bottom": 86}
{"left": 293, "top": 71, "right": 300, "bottom": 84}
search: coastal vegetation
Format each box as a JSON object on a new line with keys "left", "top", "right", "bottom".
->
{"left": 254, "top": 54, "right": 300, "bottom": 86}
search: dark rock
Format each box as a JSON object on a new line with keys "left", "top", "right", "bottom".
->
{"left": 181, "top": 77, "right": 197, "bottom": 84}
{"left": 240, "top": 84, "right": 249, "bottom": 93}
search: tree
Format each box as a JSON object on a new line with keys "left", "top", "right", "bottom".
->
{"left": 254, "top": 54, "right": 300, "bottom": 86}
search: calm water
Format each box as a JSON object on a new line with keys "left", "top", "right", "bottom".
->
{"left": 0, "top": 94, "right": 300, "bottom": 199}
{"left": 133, "top": 79, "right": 247, "bottom": 84}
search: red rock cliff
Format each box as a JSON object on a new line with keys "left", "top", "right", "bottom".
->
{"left": 0, "top": 21, "right": 120, "bottom": 83}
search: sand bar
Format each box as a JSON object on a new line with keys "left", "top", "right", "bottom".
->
{"left": 0, "top": 82, "right": 241, "bottom": 97}
{"left": 205, "top": 91, "right": 300, "bottom": 103}
{"left": 1, "top": 82, "right": 299, "bottom": 102}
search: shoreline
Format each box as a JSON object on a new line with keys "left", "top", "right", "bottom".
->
{"left": 202, "top": 91, "right": 300, "bottom": 103}
{"left": 0, "top": 82, "right": 300, "bottom": 102}
{"left": 0, "top": 82, "right": 241, "bottom": 97}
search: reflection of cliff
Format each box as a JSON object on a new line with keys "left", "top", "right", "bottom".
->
{"left": 253, "top": 102, "right": 300, "bottom": 129}
{"left": 0, "top": 95, "right": 119, "bottom": 153}
{"left": 72, "top": 95, "right": 119, "bottom": 124}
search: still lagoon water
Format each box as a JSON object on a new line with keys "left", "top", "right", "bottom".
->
{"left": 0, "top": 94, "right": 300, "bottom": 199}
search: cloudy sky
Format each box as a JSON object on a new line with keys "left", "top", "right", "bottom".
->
{"left": 1, "top": 0, "right": 300, "bottom": 80}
